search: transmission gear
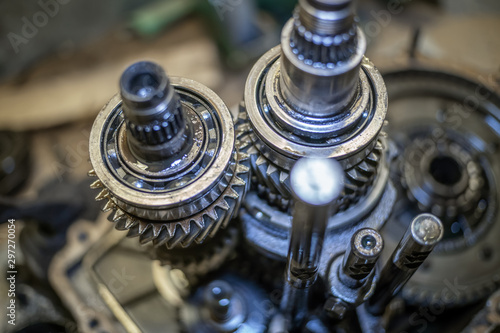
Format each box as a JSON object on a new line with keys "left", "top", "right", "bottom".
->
{"left": 89, "top": 61, "right": 250, "bottom": 249}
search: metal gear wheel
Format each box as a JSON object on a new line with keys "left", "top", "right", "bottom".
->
{"left": 401, "top": 136, "right": 485, "bottom": 221}
{"left": 89, "top": 62, "right": 250, "bottom": 249}
{"left": 382, "top": 66, "right": 500, "bottom": 307}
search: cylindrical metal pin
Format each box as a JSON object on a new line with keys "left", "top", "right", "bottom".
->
{"left": 367, "top": 213, "right": 444, "bottom": 315}
{"left": 281, "top": 157, "right": 344, "bottom": 330}
{"left": 342, "top": 228, "right": 384, "bottom": 283}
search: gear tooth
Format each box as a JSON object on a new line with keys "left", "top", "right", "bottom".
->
{"left": 237, "top": 151, "right": 250, "bottom": 163}
{"left": 367, "top": 151, "right": 380, "bottom": 163}
{"left": 216, "top": 198, "right": 231, "bottom": 211}
{"left": 192, "top": 215, "right": 205, "bottom": 229}
{"left": 179, "top": 220, "right": 190, "bottom": 234}
{"left": 90, "top": 180, "right": 103, "bottom": 189}
{"left": 95, "top": 189, "right": 109, "bottom": 201}
{"left": 114, "top": 218, "right": 128, "bottom": 230}
{"left": 255, "top": 155, "right": 267, "bottom": 166}
{"left": 205, "top": 207, "right": 218, "bottom": 221}
{"left": 152, "top": 224, "right": 163, "bottom": 237}
{"left": 225, "top": 186, "right": 240, "bottom": 200}
{"left": 279, "top": 171, "right": 289, "bottom": 184}
{"left": 247, "top": 145, "right": 258, "bottom": 155}
{"left": 102, "top": 200, "right": 115, "bottom": 212}
{"left": 112, "top": 208, "right": 126, "bottom": 222}
{"left": 138, "top": 222, "right": 150, "bottom": 234}
{"left": 232, "top": 176, "right": 246, "bottom": 188}
{"left": 88, "top": 169, "right": 96, "bottom": 177}
{"left": 125, "top": 217, "right": 138, "bottom": 229}
{"left": 358, "top": 161, "right": 375, "bottom": 173}
{"left": 266, "top": 163, "right": 278, "bottom": 177}
{"left": 126, "top": 224, "right": 141, "bottom": 238}
{"left": 139, "top": 227, "right": 155, "bottom": 244}
{"left": 166, "top": 223, "right": 177, "bottom": 237}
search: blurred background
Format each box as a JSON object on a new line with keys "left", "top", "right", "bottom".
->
{"left": 0, "top": 0, "right": 498, "bottom": 331}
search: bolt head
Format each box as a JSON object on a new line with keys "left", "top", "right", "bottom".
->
{"left": 324, "top": 297, "right": 348, "bottom": 320}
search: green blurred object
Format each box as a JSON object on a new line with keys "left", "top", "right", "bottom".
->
{"left": 130, "top": 0, "right": 200, "bottom": 36}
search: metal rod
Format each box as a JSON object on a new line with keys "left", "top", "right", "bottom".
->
{"left": 281, "top": 157, "right": 344, "bottom": 330}
{"left": 367, "top": 213, "right": 443, "bottom": 315}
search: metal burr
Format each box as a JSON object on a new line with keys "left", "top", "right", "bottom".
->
{"left": 281, "top": 157, "right": 344, "bottom": 330}
{"left": 367, "top": 213, "right": 444, "bottom": 315}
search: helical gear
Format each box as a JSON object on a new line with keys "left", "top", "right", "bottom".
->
{"left": 237, "top": 108, "right": 384, "bottom": 211}
{"left": 89, "top": 64, "right": 250, "bottom": 249}
{"left": 88, "top": 151, "right": 249, "bottom": 248}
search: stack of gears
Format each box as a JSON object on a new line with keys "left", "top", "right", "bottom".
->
{"left": 81, "top": 0, "right": 500, "bottom": 332}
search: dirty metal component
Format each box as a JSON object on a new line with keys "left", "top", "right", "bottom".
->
{"left": 368, "top": 213, "right": 443, "bottom": 315}
{"left": 281, "top": 158, "right": 343, "bottom": 330}
{"left": 89, "top": 61, "right": 249, "bottom": 248}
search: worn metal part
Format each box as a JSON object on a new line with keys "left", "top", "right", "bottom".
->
{"left": 89, "top": 62, "right": 250, "bottom": 248}
{"left": 368, "top": 214, "right": 444, "bottom": 316}
{"left": 382, "top": 67, "right": 500, "bottom": 306}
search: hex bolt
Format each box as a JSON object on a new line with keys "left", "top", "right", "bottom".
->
{"left": 324, "top": 297, "right": 349, "bottom": 320}
{"left": 367, "top": 214, "right": 444, "bottom": 316}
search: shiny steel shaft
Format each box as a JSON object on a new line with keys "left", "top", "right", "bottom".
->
{"left": 367, "top": 214, "right": 443, "bottom": 315}
{"left": 281, "top": 158, "right": 344, "bottom": 330}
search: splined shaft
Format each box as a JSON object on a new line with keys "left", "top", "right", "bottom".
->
{"left": 367, "top": 214, "right": 444, "bottom": 315}
{"left": 120, "top": 61, "right": 189, "bottom": 161}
